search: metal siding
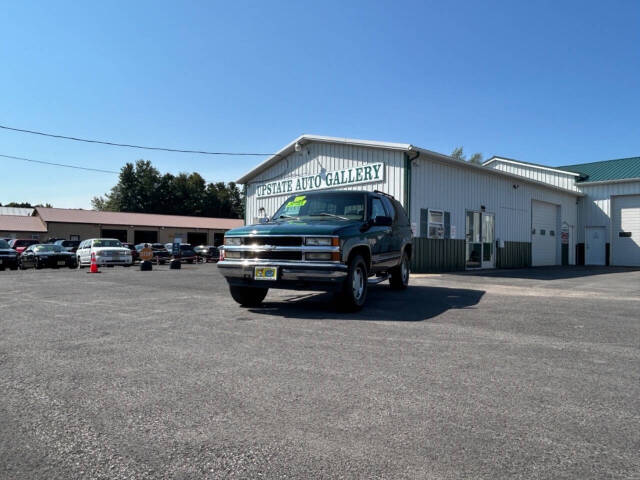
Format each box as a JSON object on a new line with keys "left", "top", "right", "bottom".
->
{"left": 244, "top": 142, "right": 405, "bottom": 224}
{"left": 576, "top": 182, "right": 640, "bottom": 243}
{"left": 488, "top": 161, "right": 581, "bottom": 192}
{"left": 411, "top": 157, "right": 578, "bottom": 265}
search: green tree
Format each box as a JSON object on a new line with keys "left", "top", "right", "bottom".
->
{"left": 92, "top": 160, "right": 244, "bottom": 218}
{"left": 451, "top": 147, "right": 483, "bottom": 165}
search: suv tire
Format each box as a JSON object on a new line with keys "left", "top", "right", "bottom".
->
{"left": 229, "top": 286, "right": 268, "bottom": 307}
{"left": 336, "top": 254, "right": 368, "bottom": 312}
{"left": 389, "top": 251, "right": 410, "bottom": 290}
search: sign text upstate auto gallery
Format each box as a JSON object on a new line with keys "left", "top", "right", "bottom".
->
{"left": 255, "top": 163, "right": 385, "bottom": 198}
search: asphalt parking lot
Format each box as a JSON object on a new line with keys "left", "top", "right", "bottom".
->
{"left": 1, "top": 265, "right": 639, "bottom": 479}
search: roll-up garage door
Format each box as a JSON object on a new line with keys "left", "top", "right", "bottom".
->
{"left": 531, "top": 200, "right": 559, "bottom": 266}
{"left": 612, "top": 195, "right": 640, "bottom": 266}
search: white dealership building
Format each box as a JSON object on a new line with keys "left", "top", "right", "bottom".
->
{"left": 237, "top": 135, "right": 640, "bottom": 271}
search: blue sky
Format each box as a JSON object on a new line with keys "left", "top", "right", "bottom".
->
{"left": 1, "top": 0, "right": 639, "bottom": 208}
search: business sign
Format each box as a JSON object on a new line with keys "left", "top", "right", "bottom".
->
{"left": 255, "top": 163, "right": 385, "bottom": 198}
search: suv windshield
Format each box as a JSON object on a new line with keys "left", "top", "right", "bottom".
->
{"left": 93, "top": 239, "right": 122, "bottom": 248}
{"left": 0, "top": 240, "right": 9, "bottom": 249}
{"left": 272, "top": 192, "right": 365, "bottom": 221}
{"left": 34, "top": 245, "right": 63, "bottom": 252}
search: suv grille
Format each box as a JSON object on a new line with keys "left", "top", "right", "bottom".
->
{"left": 240, "top": 251, "right": 302, "bottom": 261}
{"left": 242, "top": 236, "right": 303, "bottom": 247}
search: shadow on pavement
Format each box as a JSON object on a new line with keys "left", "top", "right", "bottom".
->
{"left": 246, "top": 285, "right": 485, "bottom": 321}
{"left": 449, "top": 266, "right": 640, "bottom": 281}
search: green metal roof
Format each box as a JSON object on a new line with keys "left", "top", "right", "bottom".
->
{"left": 558, "top": 156, "right": 640, "bottom": 183}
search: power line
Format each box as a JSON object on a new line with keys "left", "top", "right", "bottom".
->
{"left": 0, "top": 124, "right": 278, "bottom": 156}
{"left": 0, "top": 153, "right": 119, "bottom": 174}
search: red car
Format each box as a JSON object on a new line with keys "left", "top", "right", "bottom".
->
{"left": 9, "top": 238, "right": 39, "bottom": 254}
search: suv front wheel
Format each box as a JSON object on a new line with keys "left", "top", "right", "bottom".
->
{"left": 336, "top": 254, "right": 368, "bottom": 312}
{"left": 229, "top": 286, "right": 268, "bottom": 307}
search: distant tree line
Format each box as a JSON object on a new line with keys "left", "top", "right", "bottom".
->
{"left": 91, "top": 160, "right": 244, "bottom": 219}
{"left": 0, "top": 201, "right": 52, "bottom": 208}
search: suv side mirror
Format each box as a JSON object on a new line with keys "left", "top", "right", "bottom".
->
{"left": 372, "top": 215, "right": 392, "bottom": 227}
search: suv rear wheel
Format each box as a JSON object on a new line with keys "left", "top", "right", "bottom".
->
{"left": 336, "top": 254, "right": 368, "bottom": 312}
{"left": 229, "top": 286, "right": 268, "bottom": 307}
{"left": 389, "top": 251, "right": 410, "bottom": 290}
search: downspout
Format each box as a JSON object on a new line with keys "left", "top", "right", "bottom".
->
{"left": 404, "top": 149, "right": 420, "bottom": 225}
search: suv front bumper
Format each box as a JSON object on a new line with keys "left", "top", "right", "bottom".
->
{"left": 218, "top": 259, "right": 347, "bottom": 290}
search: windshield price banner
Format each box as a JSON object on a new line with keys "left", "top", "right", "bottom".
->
{"left": 255, "top": 163, "right": 384, "bottom": 198}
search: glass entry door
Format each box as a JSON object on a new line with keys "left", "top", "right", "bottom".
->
{"left": 465, "top": 211, "right": 495, "bottom": 269}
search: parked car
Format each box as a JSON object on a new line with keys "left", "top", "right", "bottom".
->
{"left": 53, "top": 239, "right": 81, "bottom": 253}
{"left": 164, "top": 242, "right": 197, "bottom": 263}
{"left": 19, "top": 244, "right": 77, "bottom": 269}
{"left": 122, "top": 243, "right": 139, "bottom": 262}
{"left": 76, "top": 238, "right": 133, "bottom": 267}
{"left": 9, "top": 238, "right": 39, "bottom": 254}
{"left": 135, "top": 243, "right": 170, "bottom": 264}
{"left": 194, "top": 245, "right": 219, "bottom": 262}
{"left": 218, "top": 190, "right": 412, "bottom": 311}
{"left": 0, "top": 239, "right": 19, "bottom": 270}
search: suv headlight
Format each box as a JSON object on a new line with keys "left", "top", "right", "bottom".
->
{"left": 305, "top": 237, "right": 338, "bottom": 246}
{"left": 224, "top": 237, "right": 243, "bottom": 246}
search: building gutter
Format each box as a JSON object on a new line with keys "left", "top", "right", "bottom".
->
{"left": 576, "top": 177, "right": 640, "bottom": 186}
{"left": 483, "top": 157, "right": 582, "bottom": 177}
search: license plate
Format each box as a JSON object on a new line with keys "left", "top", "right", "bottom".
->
{"left": 254, "top": 266, "right": 277, "bottom": 281}
{"left": 57, "top": 261, "right": 66, "bottom": 266}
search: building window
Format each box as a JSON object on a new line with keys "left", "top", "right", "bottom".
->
{"left": 70, "top": 235, "right": 80, "bottom": 241}
{"left": 428, "top": 209, "right": 444, "bottom": 239}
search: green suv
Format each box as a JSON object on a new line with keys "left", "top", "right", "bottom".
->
{"left": 218, "top": 190, "right": 412, "bottom": 311}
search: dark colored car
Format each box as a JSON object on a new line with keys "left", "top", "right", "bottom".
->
{"left": 19, "top": 244, "right": 77, "bottom": 269}
{"left": 9, "top": 238, "right": 39, "bottom": 254}
{"left": 218, "top": 190, "right": 412, "bottom": 311}
{"left": 194, "top": 245, "right": 220, "bottom": 262}
{"left": 0, "top": 239, "right": 19, "bottom": 270}
{"left": 53, "top": 239, "right": 81, "bottom": 253}
{"left": 169, "top": 243, "right": 196, "bottom": 263}
{"left": 135, "top": 243, "right": 171, "bottom": 264}
{"left": 122, "top": 243, "right": 139, "bottom": 262}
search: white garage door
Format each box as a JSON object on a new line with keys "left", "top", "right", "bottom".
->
{"left": 531, "top": 200, "right": 559, "bottom": 266}
{"left": 612, "top": 195, "right": 640, "bottom": 266}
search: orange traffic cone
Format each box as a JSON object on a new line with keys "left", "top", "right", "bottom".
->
{"left": 89, "top": 252, "right": 100, "bottom": 273}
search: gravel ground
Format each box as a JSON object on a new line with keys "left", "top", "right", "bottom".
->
{"left": 0, "top": 264, "right": 639, "bottom": 479}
